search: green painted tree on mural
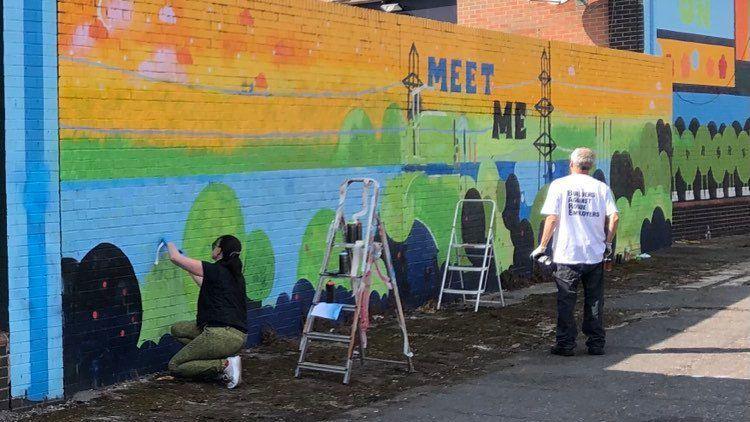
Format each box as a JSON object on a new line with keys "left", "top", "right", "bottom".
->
{"left": 529, "top": 184, "right": 550, "bottom": 245}
{"left": 381, "top": 172, "right": 420, "bottom": 243}
{"left": 724, "top": 129, "right": 742, "bottom": 186}
{"left": 738, "top": 131, "right": 750, "bottom": 186}
{"left": 630, "top": 123, "right": 672, "bottom": 194}
{"left": 244, "top": 229, "right": 275, "bottom": 302}
{"left": 406, "top": 173, "right": 464, "bottom": 260}
{"left": 297, "top": 209, "right": 338, "bottom": 288}
{"left": 489, "top": 165, "right": 514, "bottom": 272}
{"left": 381, "top": 171, "right": 462, "bottom": 257}
{"left": 694, "top": 127, "right": 713, "bottom": 189}
{"left": 711, "top": 132, "right": 730, "bottom": 190}
{"left": 381, "top": 103, "right": 407, "bottom": 164}
{"left": 337, "top": 109, "right": 375, "bottom": 165}
{"left": 671, "top": 127, "right": 694, "bottom": 191}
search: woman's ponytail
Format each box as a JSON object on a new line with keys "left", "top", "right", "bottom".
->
{"left": 215, "top": 235, "right": 245, "bottom": 284}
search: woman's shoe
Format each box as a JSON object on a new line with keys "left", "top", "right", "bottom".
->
{"left": 222, "top": 356, "right": 242, "bottom": 388}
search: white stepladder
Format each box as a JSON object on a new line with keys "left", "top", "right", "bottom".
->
{"left": 437, "top": 199, "right": 506, "bottom": 312}
{"left": 295, "top": 178, "right": 414, "bottom": 384}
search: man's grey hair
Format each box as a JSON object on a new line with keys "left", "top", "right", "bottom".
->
{"left": 570, "top": 147, "right": 596, "bottom": 170}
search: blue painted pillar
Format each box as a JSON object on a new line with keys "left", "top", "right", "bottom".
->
{"left": 3, "top": 0, "right": 62, "bottom": 401}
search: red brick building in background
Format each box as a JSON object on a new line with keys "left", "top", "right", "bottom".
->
{"left": 332, "top": 0, "right": 644, "bottom": 51}
{"left": 458, "top": 0, "right": 643, "bottom": 50}
{"left": 459, "top": 0, "right": 609, "bottom": 46}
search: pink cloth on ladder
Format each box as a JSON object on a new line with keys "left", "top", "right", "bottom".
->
{"left": 357, "top": 259, "right": 392, "bottom": 349}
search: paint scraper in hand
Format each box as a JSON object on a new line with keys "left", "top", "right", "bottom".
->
{"left": 155, "top": 238, "right": 183, "bottom": 265}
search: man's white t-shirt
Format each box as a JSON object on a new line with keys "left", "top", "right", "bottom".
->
{"left": 540, "top": 173, "right": 618, "bottom": 265}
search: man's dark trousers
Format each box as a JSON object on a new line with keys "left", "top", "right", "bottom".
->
{"left": 553, "top": 263, "right": 605, "bottom": 350}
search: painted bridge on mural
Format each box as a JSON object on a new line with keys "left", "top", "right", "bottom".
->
{"left": 0, "top": 0, "right": 748, "bottom": 420}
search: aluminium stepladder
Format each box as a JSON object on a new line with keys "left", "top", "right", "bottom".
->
{"left": 437, "top": 199, "right": 506, "bottom": 312}
{"left": 295, "top": 178, "right": 414, "bottom": 384}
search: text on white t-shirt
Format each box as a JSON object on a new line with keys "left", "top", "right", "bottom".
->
{"left": 540, "top": 173, "right": 618, "bottom": 265}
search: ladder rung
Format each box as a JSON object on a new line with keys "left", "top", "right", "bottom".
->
{"left": 453, "top": 243, "right": 489, "bottom": 249}
{"left": 320, "top": 272, "right": 362, "bottom": 280}
{"left": 297, "top": 362, "right": 348, "bottom": 374}
{"left": 442, "top": 288, "right": 484, "bottom": 295}
{"left": 334, "top": 242, "right": 357, "bottom": 248}
{"left": 305, "top": 332, "right": 351, "bottom": 343}
{"left": 447, "top": 265, "right": 487, "bottom": 272}
{"left": 456, "top": 254, "right": 489, "bottom": 259}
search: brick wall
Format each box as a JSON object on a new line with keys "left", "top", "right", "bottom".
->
{"left": 672, "top": 197, "right": 750, "bottom": 240}
{"left": 457, "top": 0, "right": 610, "bottom": 46}
{"left": 0, "top": 0, "right": 8, "bottom": 337}
{"left": 0, "top": 334, "right": 8, "bottom": 409}
{"left": 4, "top": 0, "right": 63, "bottom": 403}
{"left": 608, "top": 0, "right": 643, "bottom": 51}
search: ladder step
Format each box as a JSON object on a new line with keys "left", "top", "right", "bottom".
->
{"left": 305, "top": 332, "right": 351, "bottom": 343}
{"left": 442, "top": 288, "right": 485, "bottom": 295}
{"left": 320, "top": 272, "right": 362, "bottom": 280}
{"left": 453, "top": 243, "right": 489, "bottom": 249}
{"left": 297, "top": 361, "right": 348, "bottom": 374}
{"left": 447, "top": 265, "right": 487, "bottom": 272}
{"left": 334, "top": 242, "right": 357, "bottom": 248}
{"left": 456, "top": 253, "right": 490, "bottom": 259}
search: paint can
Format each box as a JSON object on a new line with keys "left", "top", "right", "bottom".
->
{"left": 325, "top": 280, "right": 335, "bottom": 303}
{"left": 339, "top": 251, "right": 351, "bottom": 275}
{"left": 345, "top": 221, "right": 362, "bottom": 243}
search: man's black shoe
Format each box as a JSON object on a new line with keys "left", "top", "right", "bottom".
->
{"left": 550, "top": 345, "right": 575, "bottom": 356}
{"left": 587, "top": 347, "right": 605, "bottom": 355}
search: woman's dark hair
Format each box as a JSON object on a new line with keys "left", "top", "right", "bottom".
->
{"left": 215, "top": 235, "right": 245, "bottom": 284}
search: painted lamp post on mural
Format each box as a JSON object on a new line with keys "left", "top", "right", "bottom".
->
{"left": 534, "top": 48, "right": 556, "bottom": 187}
{"left": 408, "top": 84, "right": 435, "bottom": 158}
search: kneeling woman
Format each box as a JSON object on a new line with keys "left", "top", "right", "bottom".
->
{"left": 166, "top": 235, "right": 248, "bottom": 388}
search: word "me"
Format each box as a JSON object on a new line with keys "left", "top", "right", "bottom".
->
{"left": 428, "top": 57, "right": 494, "bottom": 95}
{"left": 492, "top": 101, "right": 526, "bottom": 140}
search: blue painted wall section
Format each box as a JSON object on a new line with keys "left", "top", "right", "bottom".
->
{"left": 644, "top": 0, "right": 750, "bottom": 130}
{"left": 645, "top": 0, "right": 735, "bottom": 51}
{"left": 3, "top": 0, "right": 62, "bottom": 401}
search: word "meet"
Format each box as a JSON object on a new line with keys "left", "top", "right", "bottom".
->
{"left": 428, "top": 57, "right": 495, "bottom": 95}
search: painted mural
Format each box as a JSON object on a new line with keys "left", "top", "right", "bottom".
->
{"left": 646, "top": 0, "right": 750, "bottom": 202}
{"left": 57, "top": 0, "right": 672, "bottom": 395}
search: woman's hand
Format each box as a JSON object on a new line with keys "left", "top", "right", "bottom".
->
{"left": 167, "top": 242, "right": 181, "bottom": 260}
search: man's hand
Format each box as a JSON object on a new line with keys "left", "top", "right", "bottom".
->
{"left": 530, "top": 244, "right": 547, "bottom": 259}
{"left": 605, "top": 242, "right": 613, "bottom": 258}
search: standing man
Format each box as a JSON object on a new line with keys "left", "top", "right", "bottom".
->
{"left": 531, "top": 148, "right": 619, "bottom": 356}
